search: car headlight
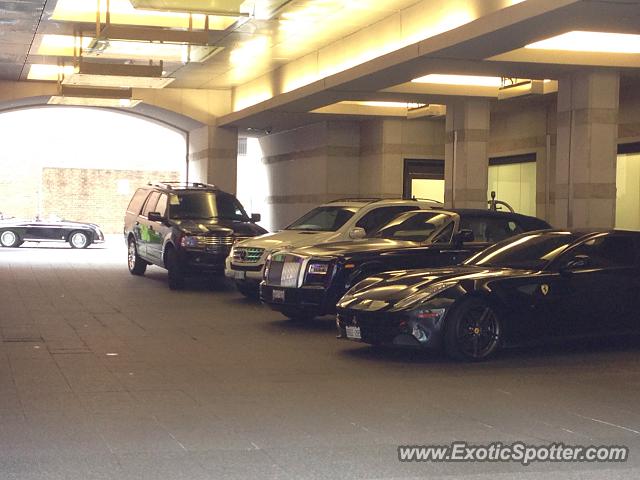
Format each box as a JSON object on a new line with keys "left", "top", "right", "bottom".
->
{"left": 180, "top": 235, "right": 202, "bottom": 248}
{"left": 390, "top": 281, "right": 458, "bottom": 311}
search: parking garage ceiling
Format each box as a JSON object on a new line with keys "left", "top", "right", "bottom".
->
{"left": 1, "top": 0, "right": 640, "bottom": 132}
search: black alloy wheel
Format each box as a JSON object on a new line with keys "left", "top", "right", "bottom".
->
{"left": 445, "top": 298, "right": 502, "bottom": 361}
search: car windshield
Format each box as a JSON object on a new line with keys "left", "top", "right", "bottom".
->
{"left": 286, "top": 206, "right": 358, "bottom": 231}
{"left": 464, "top": 232, "right": 580, "bottom": 269}
{"left": 372, "top": 211, "right": 452, "bottom": 242}
{"left": 168, "top": 192, "right": 249, "bottom": 221}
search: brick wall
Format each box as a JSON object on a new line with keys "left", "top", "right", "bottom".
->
{"left": 42, "top": 168, "right": 180, "bottom": 233}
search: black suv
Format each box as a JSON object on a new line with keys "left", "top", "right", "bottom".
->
{"left": 124, "top": 182, "right": 267, "bottom": 289}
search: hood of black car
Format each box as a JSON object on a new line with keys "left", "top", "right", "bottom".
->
{"left": 340, "top": 265, "right": 525, "bottom": 307}
{"left": 172, "top": 219, "right": 266, "bottom": 236}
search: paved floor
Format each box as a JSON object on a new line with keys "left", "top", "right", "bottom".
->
{"left": 1, "top": 236, "right": 640, "bottom": 479}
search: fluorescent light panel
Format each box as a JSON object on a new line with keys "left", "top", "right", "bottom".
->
{"left": 412, "top": 74, "right": 502, "bottom": 87}
{"left": 129, "top": 0, "right": 246, "bottom": 16}
{"left": 48, "top": 85, "right": 141, "bottom": 107}
{"left": 28, "top": 64, "right": 75, "bottom": 81}
{"left": 342, "top": 101, "right": 426, "bottom": 109}
{"left": 63, "top": 73, "right": 174, "bottom": 89}
{"left": 62, "top": 61, "right": 174, "bottom": 89}
{"left": 51, "top": 0, "right": 237, "bottom": 30}
{"left": 526, "top": 31, "right": 640, "bottom": 54}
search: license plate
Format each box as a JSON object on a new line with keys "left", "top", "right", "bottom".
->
{"left": 345, "top": 325, "right": 361, "bottom": 340}
{"left": 272, "top": 289, "right": 285, "bottom": 302}
{"left": 232, "top": 270, "right": 246, "bottom": 280}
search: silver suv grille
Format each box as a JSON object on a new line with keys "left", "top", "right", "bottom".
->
{"left": 266, "top": 254, "right": 303, "bottom": 287}
{"left": 233, "top": 247, "right": 265, "bottom": 263}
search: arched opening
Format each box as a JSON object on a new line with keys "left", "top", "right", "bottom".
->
{"left": 0, "top": 106, "right": 187, "bottom": 233}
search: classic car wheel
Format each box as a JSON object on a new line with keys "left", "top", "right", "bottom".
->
{"left": 127, "top": 239, "right": 147, "bottom": 276}
{"left": 69, "top": 231, "right": 90, "bottom": 249}
{"left": 0, "top": 230, "right": 21, "bottom": 248}
{"left": 166, "top": 248, "right": 185, "bottom": 290}
{"left": 444, "top": 298, "right": 502, "bottom": 361}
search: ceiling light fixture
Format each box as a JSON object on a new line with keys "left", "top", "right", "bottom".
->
{"left": 28, "top": 64, "right": 76, "bottom": 81}
{"left": 129, "top": 0, "right": 248, "bottom": 17}
{"left": 411, "top": 74, "right": 503, "bottom": 87}
{"left": 525, "top": 31, "right": 640, "bottom": 54}
{"left": 48, "top": 85, "right": 141, "bottom": 108}
{"left": 52, "top": 0, "right": 238, "bottom": 30}
{"left": 341, "top": 101, "right": 426, "bottom": 109}
{"left": 62, "top": 60, "right": 174, "bottom": 88}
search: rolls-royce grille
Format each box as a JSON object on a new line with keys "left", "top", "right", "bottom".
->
{"left": 233, "top": 247, "right": 264, "bottom": 263}
{"left": 266, "top": 254, "right": 303, "bottom": 287}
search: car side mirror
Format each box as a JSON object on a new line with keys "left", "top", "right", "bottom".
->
{"left": 251, "top": 213, "right": 261, "bottom": 222}
{"left": 349, "top": 227, "right": 366, "bottom": 239}
{"left": 560, "top": 254, "right": 591, "bottom": 274}
{"left": 454, "top": 229, "right": 474, "bottom": 245}
{"left": 147, "top": 212, "right": 164, "bottom": 223}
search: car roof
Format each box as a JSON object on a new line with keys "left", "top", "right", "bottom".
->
{"left": 541, "top": 228, "right": 640, "bottom": 237}
{"left": 321, "top": 198, "right": 441, "bottom": 208}
{"left": 397, "top": 208, "right": 527, "bottom": 218}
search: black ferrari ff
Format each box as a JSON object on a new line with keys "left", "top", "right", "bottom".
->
{"left": 336, "top": 230, "right": 640, "bottom": 361}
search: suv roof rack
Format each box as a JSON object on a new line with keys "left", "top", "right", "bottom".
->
{"left": 149, "top": 182, "right": 218, "bottom": 190}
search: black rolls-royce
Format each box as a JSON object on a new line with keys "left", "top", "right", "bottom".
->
{"left": 0, "top": 216, "right": 104, "bottom": 248}
{"left": 336, "top": 230, "right": 640, "bottom": 361}
{"left": 260, "top": 209, "right": 550, "bottom": 320}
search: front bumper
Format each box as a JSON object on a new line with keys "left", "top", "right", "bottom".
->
{"left": 178, "top": 248, "right": 229, "bottom": 274}
{"left": 335, "top": 308, "right": 447, "bottom": 350}
{"left": 224, "top": 256, "right": 264, "bottom": 282}
{"left": 260, "top": 283, "right": 331, "bottom": 315}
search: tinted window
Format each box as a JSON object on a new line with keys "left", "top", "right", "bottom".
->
{"left": 558, "top": 235, "right": 635, "bottom": 269}
{"left": 433, "top": 221, "right": 455, "bottom": 244}
{"left": 142, "top": 192, "right": 161, "bottom": 217}
{"left": 460, "top": 215, "right": 524, "bottom": 243}
{"left": 168, "top": 192, "right": 249, "bottom": 221}
{"left": 155, "top": 194, "right": 168, "bottom": 217}
{"left": 286, "top": 207, "right": 358, "bottom": 232}
{"left": 127, "top": 189, "right": 149, "bottom": 215}
{"left": 356, "top": 206, "right": 418, "bottom": 234}
{"left": 373, "top": 212, "right": 451, "bottom": 242}
{"left": 465, "top": 232, "right": 580, "bottom": 270}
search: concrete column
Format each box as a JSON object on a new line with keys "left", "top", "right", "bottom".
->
{"left": 187, "top": 125, "right": 238, "bottom": 194}
{"left": 259, "top": 121, "right": 360, "bottom": 229}
{"left": 445, "top": 98, "right": 490, "bottom": 209}
{"left": 360, "top": 118, "right": 445, "bottom": 198}
{"left": 554, "top": 71, "right": 619, "bottom": 228}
